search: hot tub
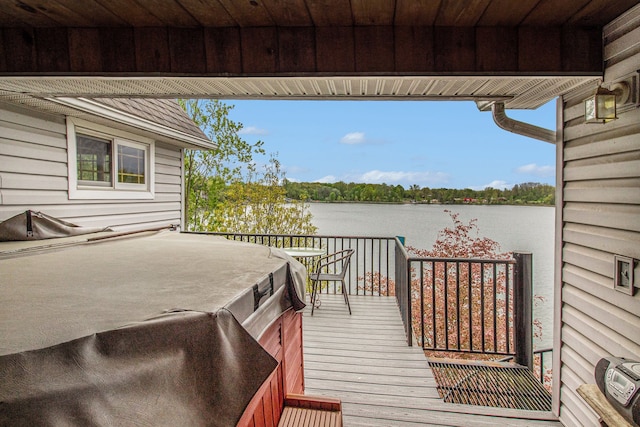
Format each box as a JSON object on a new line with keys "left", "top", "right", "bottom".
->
{"left": 0, "top": 230, "right": 307, "bottom": 426}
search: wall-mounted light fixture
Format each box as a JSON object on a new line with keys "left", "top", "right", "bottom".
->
{"left": 584, "top": 85, "right": 618, "bottom": 123}
{"left": 585, "top": 72, "right": 638, "bottom": 124}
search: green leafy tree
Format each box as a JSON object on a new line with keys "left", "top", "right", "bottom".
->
{"left": 179, "top": 99, "right": 316, "bottom": 235}
{"left": 215, "top": 156, "right": 317, "bottom": 235}
{"left": 179, "top": 99, "right": 265, "bottom": 230}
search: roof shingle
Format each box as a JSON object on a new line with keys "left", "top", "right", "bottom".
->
{"left": 94, "top": 98, "right": 208, "bottom": 140}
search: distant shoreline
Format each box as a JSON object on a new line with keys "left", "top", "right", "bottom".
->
{"left": 306, "top": 200, "right": 555, "bottom": 207}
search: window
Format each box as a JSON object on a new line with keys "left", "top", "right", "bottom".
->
{"left": 77, "top": 134, "right": 112, "bottom": 186}
{"left": 67, "top": 118, "right": 154, "bottom": 199}
{"left": 117, "top": 143, "right": 146, "bottom": 185}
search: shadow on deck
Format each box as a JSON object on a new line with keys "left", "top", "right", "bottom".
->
{"left": 302, "top": 294, "right": 560, "bottom": 427}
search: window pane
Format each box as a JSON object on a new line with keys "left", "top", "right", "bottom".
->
{"left": 77, "top": 134, "right": 112, "bottom": 185}
{"left": 117, "top": 145, "right": 146, "bottom": 184}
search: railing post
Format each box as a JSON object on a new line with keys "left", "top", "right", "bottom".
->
{"left": 514, "top": 252, "right": 533, "bottom": 370}
{"left": 394, "top": 240, "right": 412, "bottom": 347}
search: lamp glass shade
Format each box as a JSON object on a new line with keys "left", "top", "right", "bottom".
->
{"left": 585, "top": 87, "right": 617, "bottom": 123}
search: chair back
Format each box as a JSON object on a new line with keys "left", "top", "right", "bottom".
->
{"left": 314, "top": 249, "right": 354, "bottom": 279}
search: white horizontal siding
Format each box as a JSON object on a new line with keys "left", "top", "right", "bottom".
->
{"left": 564, "top": 202, "right": 640, "bottom": 232}
{"left": 0, "top": 104, "right": 184, "bottom": 231}
{"left": 558, "top": 5, "right": 640, "bottom": 426}
{"left": 564, "top": 178, "right": 640, "bottom": 204}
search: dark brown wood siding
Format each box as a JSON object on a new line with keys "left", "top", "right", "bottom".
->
{"left": 0, "top": 26, "right": 602, "bottom": 76}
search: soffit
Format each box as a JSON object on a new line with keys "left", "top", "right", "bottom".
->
{"left": 0, "top": 75, "right": 598, "bottom": 109}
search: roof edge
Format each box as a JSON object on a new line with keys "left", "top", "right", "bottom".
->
{"left": 47, "top": 97, "right": 216, "bottom": 150}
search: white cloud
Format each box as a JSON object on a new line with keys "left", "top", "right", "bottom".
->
{"left": 470, "top": 180, "right": 511, "bottom": 191}
{"left": 515, "top": 163, "right": 555, "bottom": 178}
{"left": 238, "top": 126, "right": 268, "bottom": 135}
{"left": 311, "top": 170, "right": 449, "bottom": 186}
{"left": 358, "top": 170, "right": 449, "bottom": 185}
{"left": 314, "top": 175, "right": 338, "bottom": 183}
{"left": 340, "top": 132, "right": 366, "bottom": 144}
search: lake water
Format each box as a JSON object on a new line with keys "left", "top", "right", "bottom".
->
{"left": 307, "top": 202, "right": 555, "bottom": 349}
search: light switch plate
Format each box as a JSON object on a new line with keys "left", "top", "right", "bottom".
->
{"left": 614, "top": 255, "right": 635, "bottom": 295}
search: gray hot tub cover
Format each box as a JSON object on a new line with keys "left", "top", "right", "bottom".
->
{"left": 0, "top": 231, "right": 306, "bottom": 426}
{"left": 0, "top": 210, "right": 110, "bottom": 241}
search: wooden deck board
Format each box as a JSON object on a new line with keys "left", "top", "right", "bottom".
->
{"left": 302, "top": 294, "right": 561, "bottom": 427}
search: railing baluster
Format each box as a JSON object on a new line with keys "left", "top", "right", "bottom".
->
{"left": 467, "top": 261, "right": 473, "bottom": 352}
{"left": 444, "top": 261, "right": 449, "bottom": 351}
{"left": 506, "top": 262, "right": 511, "bottom": 354}
{"left": 493, "top": 262, "right": 498, "bottom": 353}
{"left": 456, "top": 261, "right": 460, "bottom": 351}
{"left": 431, "top": 261, "right": 436, "bottom": 350}
{"left": 377, "top": 239, "right": 380, "bottom": 295}
{"left": 420, "top": 262, "right": 425, "bottom": 348}
{"left": 481, "top": 262, "right": 486, "bottom": 353}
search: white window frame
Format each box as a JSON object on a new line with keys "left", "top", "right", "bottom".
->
{"left": 67, "top": 118, "right": 155, "bottom": 200}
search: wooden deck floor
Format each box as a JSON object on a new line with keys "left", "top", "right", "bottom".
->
{"left": 302, "top": 294, "right": 561, "bottom": 427}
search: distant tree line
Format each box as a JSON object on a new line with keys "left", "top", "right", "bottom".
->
{"left": 284, "top": 181, "right": 555, "bottom": 205}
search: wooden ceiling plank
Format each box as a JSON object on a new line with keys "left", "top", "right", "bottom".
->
{"left": 261, "top": 0, "right": 312, "bottom": 26}
{"left": 522, "top": 0, "right": 590, "bottom": 25}
{"left": 47, "top": 0, "right": 128, "bottom": 26}
{"left": 93, "top": 0, "right": 165, "bottom": 26}
{"left": 477, "top": 0, "right": 539, "bottom": 26}
{"left": 395, "top": 0, "right": 441, "bottom": 26}
{"left": 569, "top": 0, "right": 640, "bottom": 26}
{"left": 0, "top": 0, "right": 636, "bottom": 30}
{"left": 217, "top": 0, "right": 274, "bottom": 27}
{"left": 351, "top": 0, "right": 395, "bottom": 25}
{"left": 435, "top": 0, "right": 493, "bottom": 26}
{"left": 176, "top": 0, "right": 238, "bottom": 26}
{"left": 305, "top": 0, "right": 352, "bottom": 26}
{"left": 0, "top": 1, "right": 61, "bottom": 26}
{"left": 4, "top": 0, "right": 92, "bottom": 26}
{"left": 129, "top": 0, "right": 200, "bottom": 27}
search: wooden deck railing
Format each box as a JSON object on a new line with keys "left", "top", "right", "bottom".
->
{"left": 204, "top": 232, "right": 544, "bottom": 373}
{"left": 395, "top": 248, "right": 535, "bottom": 368}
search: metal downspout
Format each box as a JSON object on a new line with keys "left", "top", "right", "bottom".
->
{"left": 491, "top": 102, "right": 556, "bottom": 144}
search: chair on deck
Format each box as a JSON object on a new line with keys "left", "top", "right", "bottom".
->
{"left": 309, "top": 249, "right": 354, "bottom": 315}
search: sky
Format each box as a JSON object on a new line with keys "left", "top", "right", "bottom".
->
{"left": 224, "top": 99, "right": 557, "bottom": 190}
